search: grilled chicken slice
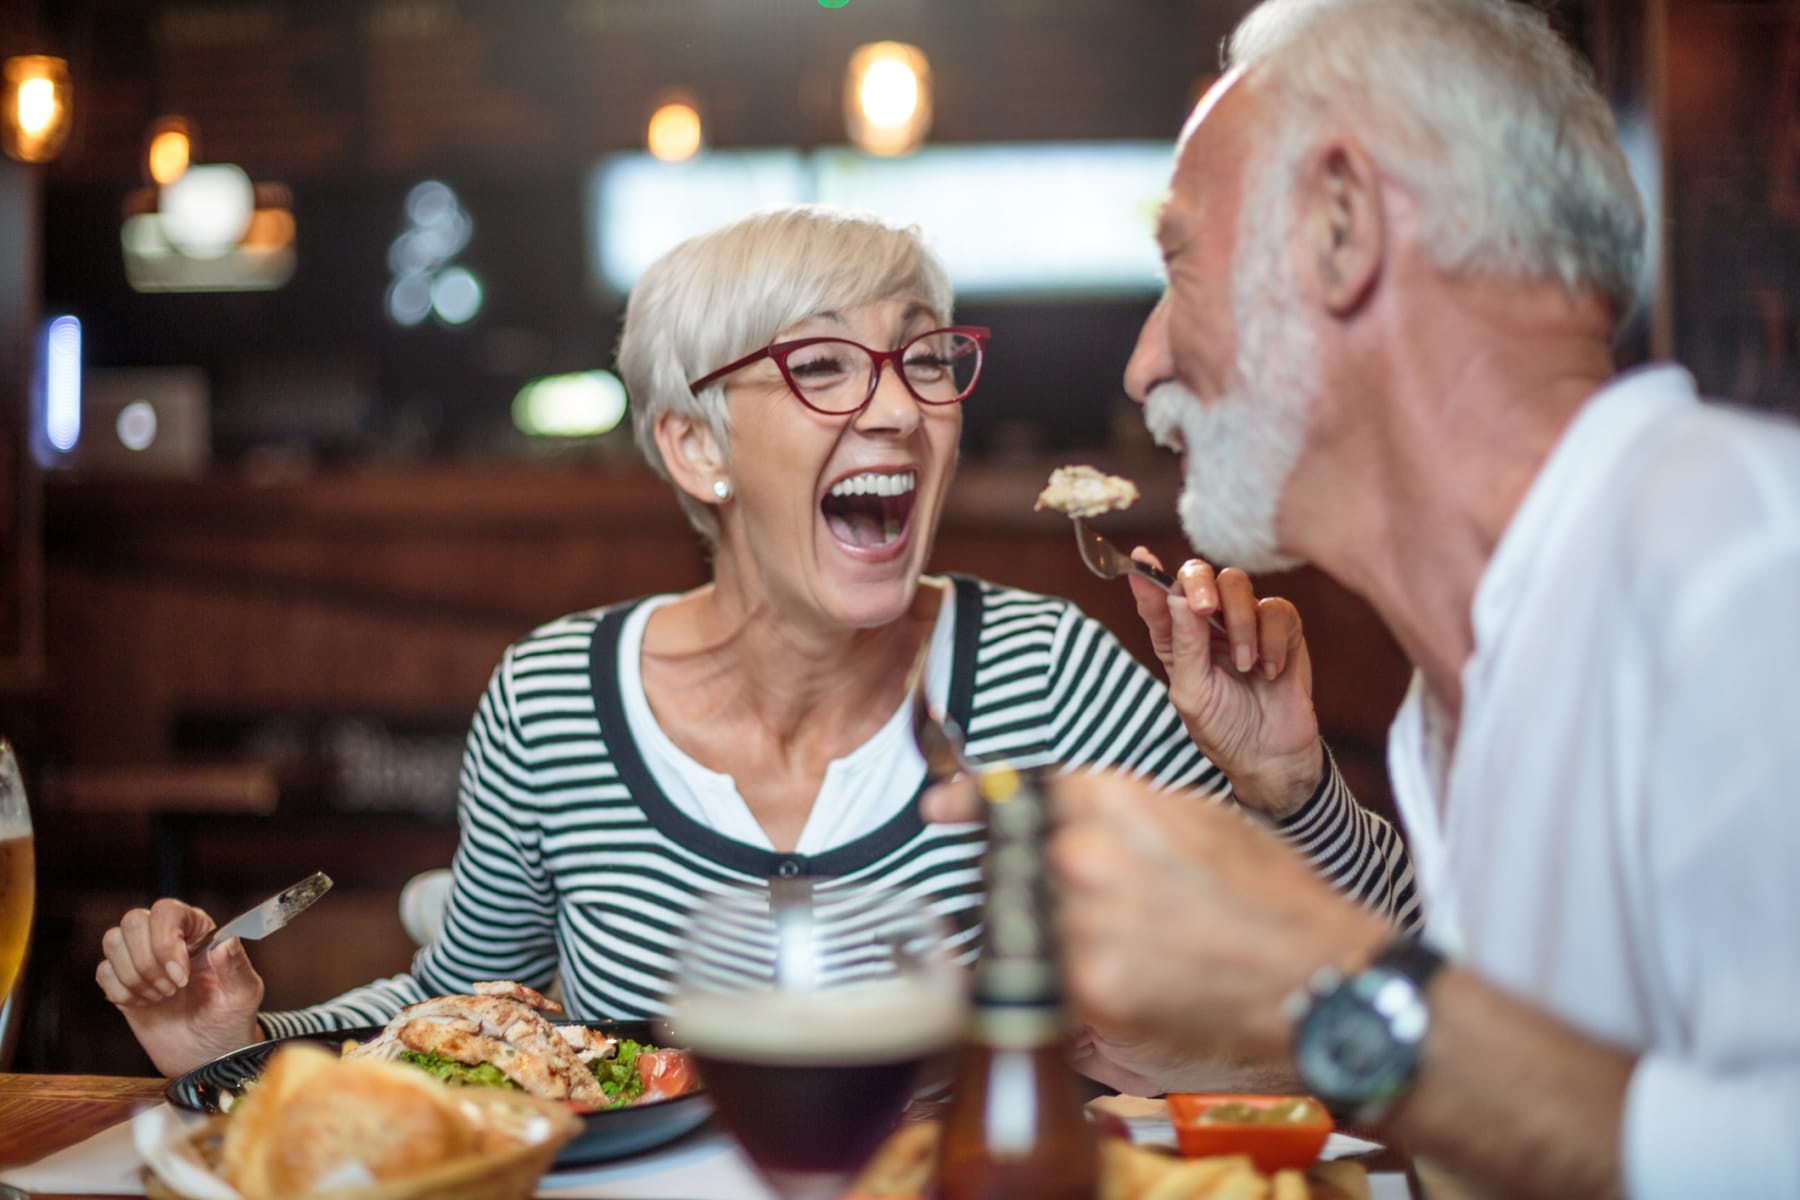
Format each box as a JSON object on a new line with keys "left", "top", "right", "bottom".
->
{"left": 472, "top": 979, "right": 562, "bottom": 1011}
{"left": 344, "top": 983, "right": 611, "bottom": 1108}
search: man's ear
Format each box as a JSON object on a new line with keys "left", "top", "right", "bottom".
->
{"left": 654, "top": 409, "right": 728, "bottom": 504}
{"left": 1298, "top": 139, "right": 1383, "bottom": 316}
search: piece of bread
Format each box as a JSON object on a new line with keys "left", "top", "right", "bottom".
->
{"left": 221, "top": 1044, "right": 478, "bottom": 1199}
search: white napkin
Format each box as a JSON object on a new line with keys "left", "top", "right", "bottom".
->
{"left": 537, "top": 1121, "right": 778, "bottom": 1200}
{"left": 132, "top": 1106, "right": 242, "bottom": 1200}
{"left": 0, "top": 1100, "right": 774, "bottom": 1200}
{"left": 0, "top": 1101, "right": 163, "bottom": 1196}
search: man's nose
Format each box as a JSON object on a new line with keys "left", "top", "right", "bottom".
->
{"left": 1124, "top": 296, "right": 1173, "bottom": 404}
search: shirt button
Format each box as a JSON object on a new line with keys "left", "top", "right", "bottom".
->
{"left": 776, "top": 858, "right": 803, "bottom": 878}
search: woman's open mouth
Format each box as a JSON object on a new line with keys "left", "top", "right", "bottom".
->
{"left": 820, "top": 468, "right": 918, "bottom": 552}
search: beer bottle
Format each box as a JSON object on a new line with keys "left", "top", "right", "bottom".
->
{"left": 934, "top": 765, "right": 1099, "bottom": 1200}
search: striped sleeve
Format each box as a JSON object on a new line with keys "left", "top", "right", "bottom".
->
{"left": 261, "top": 633, "right": 566, "bottom": 1036}
{"left": 1271, "top": 746, "right": 1422, "bottom": 932}
{"left": 963, "top": 583, "right": 1418, "bottom": 929}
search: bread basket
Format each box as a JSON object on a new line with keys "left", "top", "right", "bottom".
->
{"left": 143, "top": 1086, "right": 581, "bottom": 1200}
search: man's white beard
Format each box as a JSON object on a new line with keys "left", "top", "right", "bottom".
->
{"left": 1142, "top": 183, "right": 1318, "bottom": 574}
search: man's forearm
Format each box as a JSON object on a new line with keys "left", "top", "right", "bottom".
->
{"left": 1385, "top": 967, "right": 1634, "bottom": 1200}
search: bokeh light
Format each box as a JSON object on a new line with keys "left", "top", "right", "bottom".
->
{"left": 430, "top": 266, "right": 483, "bottom": 325}
{"left": 158, "top": 163, "right": 256, "bottom": 259}
{"left": 647, "top": 100, "right": 703, "bottom": 163}
{"left": 512, "top": 371, "right": 629, "bottom": 437}
{"left": 845, "top": 43, "right": 931, "bottom": 157}
{"left": 116, "top": 400, "right": 159, "bottom": 452}
{"left": 147, "top": 119, "right": 191, "bottom": 185}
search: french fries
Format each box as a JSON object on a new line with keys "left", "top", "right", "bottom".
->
{"left": 849, "top": 1119, "right": 1367, "bottom": 1200}
{"left": 850, "top": 1120, "right": 940, "bottom": 1197}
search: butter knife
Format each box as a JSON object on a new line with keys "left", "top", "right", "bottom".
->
{"left": 189, "top": 871, "right": 333, "bottom": 957}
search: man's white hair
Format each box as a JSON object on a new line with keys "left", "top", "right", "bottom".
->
{"left": 617, "top": 204, "right": 954, "bottom": 547}
{"left": 1226, "top": 0, "right": 1647, "bottom": 323}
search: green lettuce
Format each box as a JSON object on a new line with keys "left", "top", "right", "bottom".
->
{"left": 592, "top": 1039, "right": 649, "bottom": 1109}
{"left": 397, "top": 1049, "right": 522, "bottom": 1091}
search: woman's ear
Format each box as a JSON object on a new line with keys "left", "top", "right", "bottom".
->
{"left": 654, "top": 409, "right": 728, "bottom": 505}
{"left": 1298, "top": 138, "right": 1384, "bottom": 316}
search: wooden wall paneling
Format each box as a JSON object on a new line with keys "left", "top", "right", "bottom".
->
{"left": 42, "top": 461, "right": 1408, "bottom": 818}
{"left": 0, "top": 159, "right": 43, "bottom": 698}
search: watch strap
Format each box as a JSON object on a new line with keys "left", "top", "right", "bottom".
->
{"left": 1371, "top": 934, "right": 1447, "bottom": 993}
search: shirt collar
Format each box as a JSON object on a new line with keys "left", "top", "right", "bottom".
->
{"left": 1466, "top": 364, "right": 1699, "bottom": 667}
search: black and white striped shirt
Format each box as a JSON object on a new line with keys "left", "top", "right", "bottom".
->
{"left": 262, "top": 576, "right": 1418, "bottom": 1037}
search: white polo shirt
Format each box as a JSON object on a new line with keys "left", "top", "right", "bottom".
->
{"left": 1388, "top": 366, "right": 1800, "bottom": 1198}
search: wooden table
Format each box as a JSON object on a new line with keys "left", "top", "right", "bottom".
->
{"left": 0, "top": 1073, "right": 1429, "bottom": 1199}
{"left": 0, "top": 1073, "right": 166, "bottom": 1194}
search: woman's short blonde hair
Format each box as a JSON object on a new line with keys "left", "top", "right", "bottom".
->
{"left": 617, "top": 204, "right": 955, "bottom": 548}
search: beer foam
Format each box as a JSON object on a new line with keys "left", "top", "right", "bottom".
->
{"left": 673, "top": 977, "right": 964, "bottom": 1065}
{"left": 0, "top": 821, "right": 29, "bottom": 841}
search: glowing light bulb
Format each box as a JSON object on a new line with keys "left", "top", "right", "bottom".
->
{"left": 158, "top": 163, "right": 255, "bottom": 259}
{"left": 647, "top": 101, "right": 703, "bottom": 163}
{"left": 17, "top": 78, "right": 56, "bottom": 136}
{"left": 3, "top": 55, "right": 73, "bottom": 163}
{"left": 860, "top": 60, "right": 919, "bottom": 128}
{"left": 845, "top": 43, "right": 931, "bottom": 157}
{"left": 148, "top": 120, "right": 192, "bottom": 185}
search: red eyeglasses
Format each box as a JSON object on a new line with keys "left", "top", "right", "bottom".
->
{"left": 688, "top": 325, "right": 991, "bottom": 416}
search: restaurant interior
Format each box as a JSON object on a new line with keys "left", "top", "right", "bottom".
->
{"left": 0, "top": 0, "right": 1796, "bottom": 1088}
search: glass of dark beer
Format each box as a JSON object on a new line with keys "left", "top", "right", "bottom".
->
{"left": 668, "top": 878, "right": 964, "bottom": 1200}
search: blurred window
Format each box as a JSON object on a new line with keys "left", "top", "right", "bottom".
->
{"left": 590, "top": 143, "right": 1171, "bottom": 300}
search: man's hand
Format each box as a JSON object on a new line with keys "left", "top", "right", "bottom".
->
{"left": 96, "top": 897, "right": 267, "bottom": 1077}
{"left": 1051, "top": 771, "right": 1388, "bottom": 1090}
{"left": 1128, "top": 549, "right": 1323, "bottom": 817}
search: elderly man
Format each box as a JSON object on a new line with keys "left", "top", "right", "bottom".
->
{"left": 932, "top": 0, "right": 1800, "bottom": 1196}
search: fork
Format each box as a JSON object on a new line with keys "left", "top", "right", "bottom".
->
{"left": 905, "top": 644, "right": 977, "bottom": 784}
{"left": 1071, "top": 517, "right": 1229, "bottom": 636}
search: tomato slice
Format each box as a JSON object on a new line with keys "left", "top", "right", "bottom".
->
{"left": 634, "top": 1048, "right": 697, "bottom": 1102}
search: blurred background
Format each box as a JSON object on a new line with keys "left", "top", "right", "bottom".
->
{"left": 0, "top": 0, "right": 1796, "bottom": 1074}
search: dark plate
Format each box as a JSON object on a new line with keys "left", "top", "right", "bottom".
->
{"left": 163, "top": 1018, "right": 714, "bottom": 1167}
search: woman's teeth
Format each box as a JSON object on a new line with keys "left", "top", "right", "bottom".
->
{"left": 827, "top": 470, "right": 917, "bottom": 498}
{"left": 821, "top": 470, "right": 917, "bottom": 548}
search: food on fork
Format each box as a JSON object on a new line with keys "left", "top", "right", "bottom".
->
{"left": 1035, "top": 465, "right": 1141, "bottom": 519}
{"left": 344, "top": 980, "right": 696, "bottom": 1111}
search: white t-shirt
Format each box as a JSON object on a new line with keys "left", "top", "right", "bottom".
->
{"left": 617, "top": 582, "right": 957, "bottom": 855}
{"left": 1388, "top": 365, "right": 1800, "bottom": 1198}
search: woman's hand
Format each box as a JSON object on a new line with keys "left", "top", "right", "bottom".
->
{"left": 96, "top": 898, "right": 266, "bottom": 1077}
{"left": 1128, "top": 548, "right": 1323, "bottom": 818}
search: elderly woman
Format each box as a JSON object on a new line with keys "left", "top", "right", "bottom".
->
{"left": 96, "top": 205, "right": 1415, "bottom": 1077}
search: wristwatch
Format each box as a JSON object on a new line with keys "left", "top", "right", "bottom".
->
{"left": 1285, "top": 935, "right": 1446, "bottom": 1124}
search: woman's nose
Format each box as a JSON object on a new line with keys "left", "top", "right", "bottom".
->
{"left": 852, "top": 361, "right": 925, "bottom": 434}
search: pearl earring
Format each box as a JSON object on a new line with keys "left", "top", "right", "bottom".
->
{"left": 712, "top": 478, "right": 731, "bottom": 501}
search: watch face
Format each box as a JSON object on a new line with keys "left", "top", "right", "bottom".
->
{"left": 1295, "top": 986, "right": 1416, "bottom": 1103}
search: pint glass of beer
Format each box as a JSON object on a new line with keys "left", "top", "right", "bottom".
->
{"left": 0, "top": 740, "right": 33, "bottom": 1005}
{"left": 668, "top": 878, "right": 963, "bottom": 1200}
